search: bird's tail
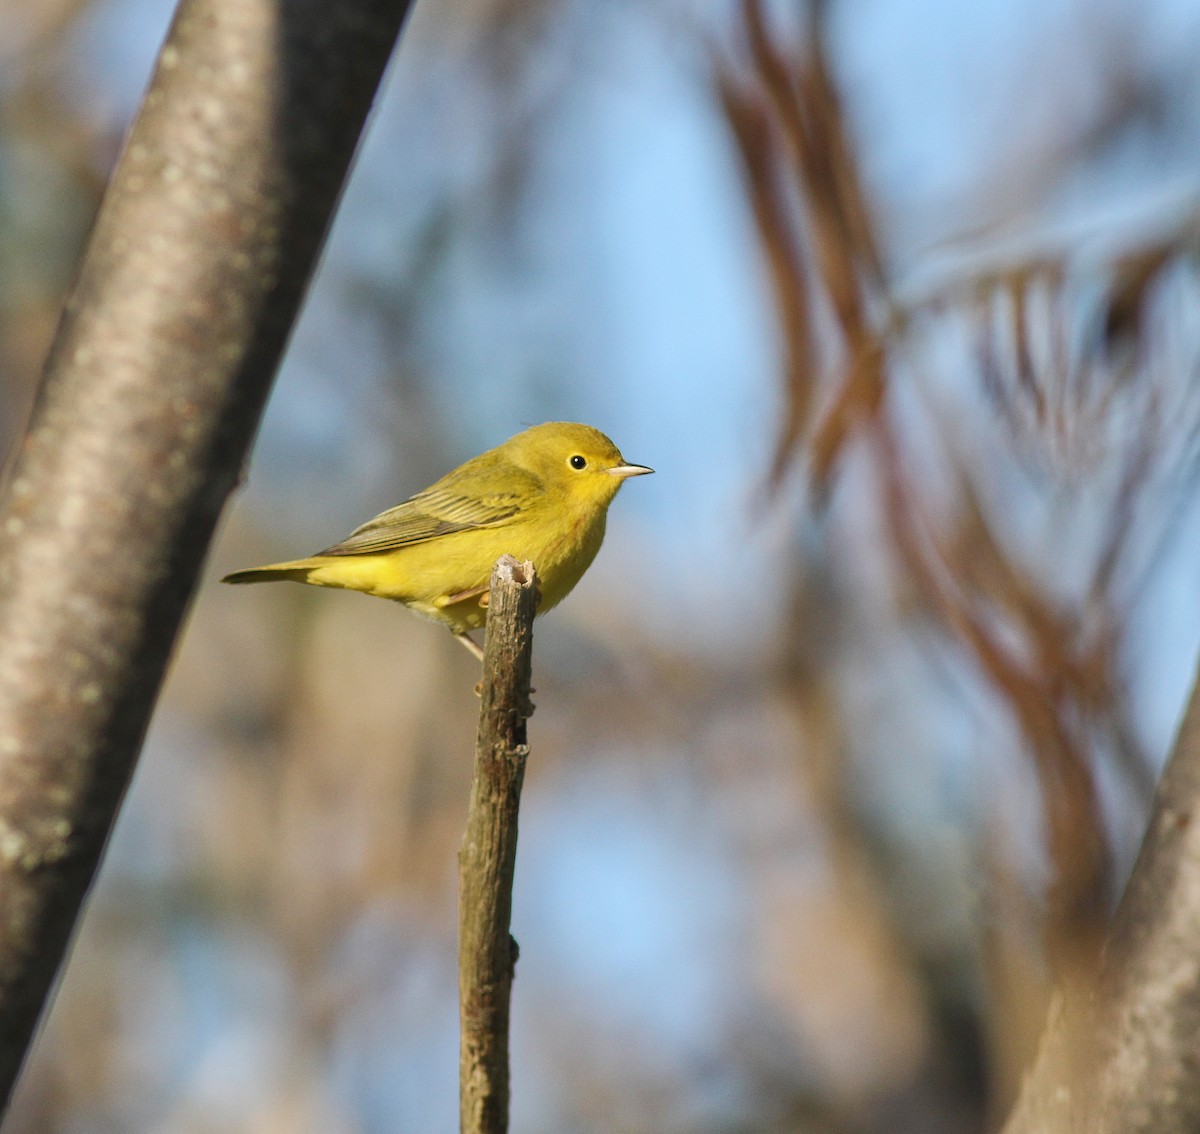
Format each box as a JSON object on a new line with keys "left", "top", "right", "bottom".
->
{"left": 221, "top": 559, "right": 323, "bottom": 585}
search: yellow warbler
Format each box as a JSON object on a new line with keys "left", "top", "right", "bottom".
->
{"left": 222, "top": 422, "right": 652, "bottom": 658}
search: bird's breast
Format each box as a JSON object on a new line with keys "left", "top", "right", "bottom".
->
{"left": 529, "top": 508, "right": 607, "bottom": 613}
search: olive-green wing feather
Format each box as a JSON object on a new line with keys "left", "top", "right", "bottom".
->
{"left": 317, "top": 466, "right": 541, "bottom": 557}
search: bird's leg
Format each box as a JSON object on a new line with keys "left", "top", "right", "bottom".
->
{"left": 453, "top": 631, "right": 485, "bottom": 662}
{"left": 438, "top": 583, "right": 489, "bottom": 608}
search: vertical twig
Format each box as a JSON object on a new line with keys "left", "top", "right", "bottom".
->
{"left": 459, "top": 556, "right": 537, "bottom": 1134}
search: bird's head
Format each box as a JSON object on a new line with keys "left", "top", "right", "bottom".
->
{"left": 505, "top": 422, "right": 653, "bottom": 510}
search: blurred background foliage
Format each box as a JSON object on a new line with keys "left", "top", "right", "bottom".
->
{"left": 4, "top": 0, "right": 1200, "bottom": 1130}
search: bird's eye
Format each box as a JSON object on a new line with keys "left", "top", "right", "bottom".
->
{"left": 569, "top": 455, "right": 587, "bottom": 470}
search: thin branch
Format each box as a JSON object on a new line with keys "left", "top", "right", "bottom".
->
{"left": 459, "top": 556, "right": 537, "bottom": 1134}
{"left": 715, "top": 70, "right": 816, "bottom": 487}
{"left": 0, "top": 0, "right": 414, "bottom": 1113}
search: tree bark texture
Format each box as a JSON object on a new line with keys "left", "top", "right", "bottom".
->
{"left": 0, "top": 0, "right": 414, "bottom": 1112}
{"left": 459, "top": 557, "right": 537, "bottom": 1134}
{"left": 1002, "top": 658, "right": 1200, "bottom": 1134}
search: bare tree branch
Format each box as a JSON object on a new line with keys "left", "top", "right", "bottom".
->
{"left": 1001, "top": 660, "right": 1200, "bottom": 1134}
{"left": 0, "top": 0, "right": 414, "bottom": 1112}
{"left": 459, "top": 556, "right": 537, "bottom": 1134}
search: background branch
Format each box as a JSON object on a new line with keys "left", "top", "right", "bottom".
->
{"left": 0, "top": 0, "right": 414, "bottom": 1113}
{"left": 1001, "top": 658, "right": 1200, "bottom": 1134}
{"left": 459, "top": 556, "right": 538, "bottom": 1134}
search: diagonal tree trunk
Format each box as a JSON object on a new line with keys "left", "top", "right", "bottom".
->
{"left": 1002, "top": 658, "right": 1200, "bottom": 1134}
{"left": 0, "top": 0, "right": 415, "bottom": 1113}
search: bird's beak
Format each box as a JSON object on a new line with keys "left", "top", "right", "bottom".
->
{"left": 608, "top": 463, "right": 654, "bottom": 478}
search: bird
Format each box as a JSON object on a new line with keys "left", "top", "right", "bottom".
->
{"left": 222, "top": 422, "right": 653, "bottom": 660}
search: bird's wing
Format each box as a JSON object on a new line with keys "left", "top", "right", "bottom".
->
{"left": 316, "top": 468, "right": 538, "bottom": 557}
